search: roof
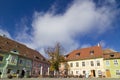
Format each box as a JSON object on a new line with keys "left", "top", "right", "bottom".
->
{"left": 66, "top": 45, "right": 103, "bottom": 61}
{"left": 103, "top": 49, "right": 116, "bottom": 54}
{"left": 103, "top": 52, "right": 120, "bottom": 60}
{"left": 0, "top": 35, "right": 48, "bottom": 63}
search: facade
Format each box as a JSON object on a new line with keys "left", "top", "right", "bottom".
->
{"left": 103, "top": 51, "right": 120, "bottom": 78}
{"left": 0, "top": 35, "right": 50, "bottom": 78}
{"left": 64, "top": 45, "right": 105, "bottom": 78}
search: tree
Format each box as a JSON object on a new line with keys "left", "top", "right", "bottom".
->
{"left": 45, "top": 43, "right": 65, "bottom": 76}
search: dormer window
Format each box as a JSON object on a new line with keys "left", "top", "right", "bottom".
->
{"left": 6, "top": 41, "right": 9, "bottom": 44}
{"left": 13, "top": 50, "right": 17, "bottom": 52}
{"left": 110, "top": 54, "right": 114, "bottom": 57}
{"left": 76, "top": 52, "right": 80, "bottom": 57}
{"left": 35, "top": 56, "right": 39, "bottom": 59}
{"left": 90, "top": 50, "right": 94, "bottom": 55}
{"left": 10, "top": 49, "right": 19, "bottom": 54}
{"left": 65, "top": 55, "right": 69, "bottom": 57}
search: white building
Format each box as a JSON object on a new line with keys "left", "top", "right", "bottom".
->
{"left": 65, "top": 45, "right": 105, "bottom": 77}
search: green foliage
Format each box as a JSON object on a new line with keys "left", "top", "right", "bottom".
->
{"left": 45, "top": 43, "right": 65, "bottom": 72}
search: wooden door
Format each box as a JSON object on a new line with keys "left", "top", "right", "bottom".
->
{"left": 106, "top": 69, "right": 111, "bottom": 77}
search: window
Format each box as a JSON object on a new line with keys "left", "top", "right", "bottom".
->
{"left": 26, "top": 60, "right": 31, "bottom": 67}
{"left": 98, "top": 70, "right": 102, "bottom": 75}
{"left": 71, "top": 71, "right": 73, "bottom": 75}
{"left": 19, "top": 59, "right": 24, "bottom": 65}
{"left": 82, "top": 62, "right": 85, "bottom": 67}
{"left": 76, "top": 62, "right": 79, "bottom": 67}
{"left": 114, "top": 60, "right": 118, "bottom": 65}
{"left": 83, "top": 71, "right": 86, "bottom": 74}
{"left": 110, "top": 54, "right": 114, "bottom": 57}
{"left": 90, "top": 50, "right": 94, "bottom": 55}
{"left": 0, "top": 55, "right": 3, "bottom": 61}
{"left": 116, "top": 70, "right": 120, "bottom": 75}
{"left": 76, "top": 53, "right": 80, "bottom": 57}
{"left": 7, "top": 69, "right": 11, "bottom": 74}
{"left": 76, "top": 71, "right": 79, "bottom": 74}
{"left": 106, "top": 61, "right": 110, "bottom": 66}
{"left": 10, "top": 49, "right": 19, "bottom": 54}
{"left": 97, "top": 60, "right": 100, "bottom": 66}
{"left": 11, "top": 55, "right": 17, "bottom": 64}
{"left": 91, "top": 61, "right": 94, "bottom": 66}
{"left": 70, "top": 63, "right": 73, "bottom": 67}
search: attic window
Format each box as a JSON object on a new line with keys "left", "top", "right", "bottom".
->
{"left": 66, "top": 55, "right": 69, "bottom": 57}
{"left": 43, "top": 58, "right": 45, "bottom": 61}
{"left": 110, "top": 54, "right": 114, "bottom": 57}
{"left": 10, "top": 49, "right": 19, "bottom": 54}
{"left": 90, "top": 50, "right": 94, "bottom": 55}
{"left": 16, "top": 45, "right": 19, "bottom": 48}
{"left": 6, "top": 41, "right": 9, "bottom": 44}
{"left": 76, "top": 53, "right": 80, "bottom": 56}
{"left": 35, "top": 56, "right": 39, "bottom": 59}
{"left": 13, "top": 50, "right": 17, "bottom": 52}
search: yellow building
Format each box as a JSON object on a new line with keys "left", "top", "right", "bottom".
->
{"left": 103, "top": 51, "right": 120, "bottom": 78}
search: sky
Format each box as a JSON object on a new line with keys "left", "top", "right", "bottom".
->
{"left": 0, "top": 0, "right": 120, "bottom": 56}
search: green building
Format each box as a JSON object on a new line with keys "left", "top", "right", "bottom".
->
{"left": 0, "top": 50, "right": 32, "bottom": 78}
{"left": 0, "top": 36, "right": 33, "bottom": 78}
{"left": 0, "top": 35, "right": 50, "bottom": 79}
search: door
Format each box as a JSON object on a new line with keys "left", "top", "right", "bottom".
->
{"left": 91, "top": 70, "right": 96, "bottom": 77}
{"left": 106, "top": 69, "right": 111, "bottom": 77}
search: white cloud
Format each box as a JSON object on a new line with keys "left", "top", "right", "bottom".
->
{"left": 16, "top": 0, "right": 118, "bottom": 56}
{"left": 0, "top": 28, "right": 11, "bottom": 38}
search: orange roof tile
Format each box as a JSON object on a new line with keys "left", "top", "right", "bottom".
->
{"left": 103, "top": 52, "right": 120, "bottom": 59}
{"left": 103, "top": 49, "right": 116, "bottom": 54}
{"left": 0, "top": 35, "right": 48, "bottom": 63}
{"left": 66, "top": 46, "right": 103, "bottom": 61}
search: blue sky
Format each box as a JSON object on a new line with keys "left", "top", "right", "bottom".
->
{"left": 0, "top": 0, "right": 120, "bottom": 56}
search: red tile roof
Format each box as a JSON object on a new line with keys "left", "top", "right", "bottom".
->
{"left": 103, "top": 52, "right": 120, "bottom": 59}
{"left": 0, "top": 35, "right": 48, "bottom": 63}
{"left": 103, "top": 49, "right": 116, "bottom": 54}
{"left": 66, "top": 46, "right": 103, "bottom": 61}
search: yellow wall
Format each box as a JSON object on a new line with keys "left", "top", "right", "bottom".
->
{"left": 104, "top": 59, "right": 120, "bottom": 78}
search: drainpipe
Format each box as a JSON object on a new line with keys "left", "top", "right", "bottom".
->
{"left": 1, "top": 54, "right": 11, "bottom": 78}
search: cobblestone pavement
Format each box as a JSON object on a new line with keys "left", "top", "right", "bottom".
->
{"left": 0, "top": 78, "right": 120, "bottom": 80}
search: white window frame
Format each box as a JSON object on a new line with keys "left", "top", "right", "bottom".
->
{"left": 114, "top": 60, "right": 118, "bottom": 65}
{"left": 97, "top": 60, "right": 100, "bottom": 66}
{"left": 11, "top": 55, "right": 17, "bottom": 64}
{"left": 82, "top": 62, "right": 85, "bottom": 67}
{"left": 116, "top": 70, "right": 120, "bottom": 75}
{"left": 106, "top": 60, "right": 110, "bottom": 66}
{"left": 90, "top": 61, "right": 94, "bottom": 66}
{"left": 70, "top": 63, "right": 73, "bottom": 67}
{"left": 76, "top": 62, "right": 79, "bottom": 67}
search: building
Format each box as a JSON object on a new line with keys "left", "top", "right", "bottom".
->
{"left": 0, "top": 35, "right": 49, "bottom": 78}
{"left": 103, "top": 49, "right": 120, "bottom": 78}
{"left": 64, "top": 45, "right": 105, "bottom": 78}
